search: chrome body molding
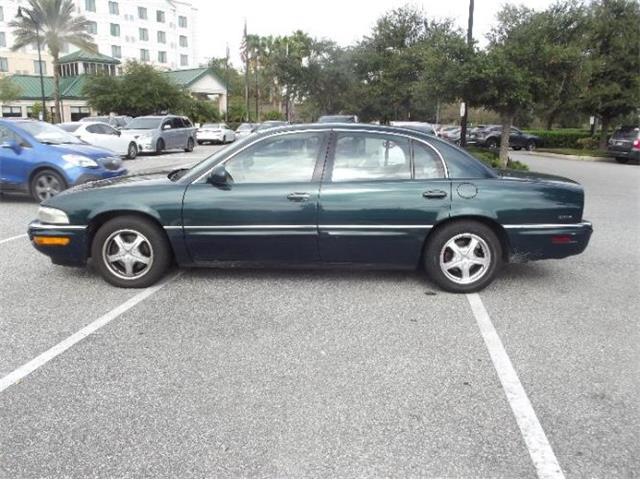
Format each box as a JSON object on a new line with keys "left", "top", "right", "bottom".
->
{"left": 164, "top": 224, "right": 433, "bottom": 231}
{"left": 503, "top": 221, "right": 592, "bottom": 229}
{"left": 29, "top": 223, "right": 87, "bottom": 230}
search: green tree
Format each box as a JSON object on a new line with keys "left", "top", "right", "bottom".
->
{"left": 10, "top": 0, "right": 96, "bottom": 123}
{"left": 0, "top": 76, "right": 22, "bottom": 104}
{"left": 581, "top": 0, "right": 640, "bottom": 149}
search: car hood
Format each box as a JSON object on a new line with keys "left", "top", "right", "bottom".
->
{"left": 49, "top": 143, "right": 117, "bottom": 159}
{"left": 498, "top": 169, "right": 579, "bottom": 185}
{"left": 60, "top": 171, "right": 175, "bottom": 196}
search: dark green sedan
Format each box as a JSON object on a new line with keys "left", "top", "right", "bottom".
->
{"left": 28, "top": 124, "right": 593, "bottom": 293}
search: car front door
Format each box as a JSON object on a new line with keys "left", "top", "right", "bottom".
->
{"left": 161, "top": 119, "right": 174, "bottom": 149}
{"left": 510, "top": 128, "right": 525, "bottom": 148}
{"left": 0, "top": 126, "right": 34, "bottom": 191}
{"left": 318, "top": 131, "right": 451, "bottom": 267}
{"left": 181, "top": 130, "right": 329, "bottom": 264}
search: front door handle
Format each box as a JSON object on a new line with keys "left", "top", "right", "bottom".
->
{"left": 287, "top": 192, "right": 310, "bottom": 202}
{"left": 423, "top": 190, "right": 447, "bottom": 199}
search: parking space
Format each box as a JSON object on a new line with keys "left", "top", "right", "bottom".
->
{"left": 1, "top": 149, "right": 638, "bottom": 477}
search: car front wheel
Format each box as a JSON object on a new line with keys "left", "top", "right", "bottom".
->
{"left": 127, "top": 142, "right": 138, "bottom": 159}
{"left": 92, "top": 216, "right": 172, "bottom": 288}
{"left": 30, "top": 169, "right": 66, "bottom": 202}
{"left": 185, "top": 137, "right": 195, "bottom": 152}
{"left": 526, "top": 141, "right": 536, "bottom": 151}
{"left": 486, "top": 138, "right": 498, "bottom": 149}
{"left": 424, "top": 221, "right": 502, "bottom": 293}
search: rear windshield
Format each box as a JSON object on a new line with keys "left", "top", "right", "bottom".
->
{"left": 612, "top": 128, "right": 639, "bottom": 140}
{"left": 123, "top": 117, "right": 161, "bottom": 129}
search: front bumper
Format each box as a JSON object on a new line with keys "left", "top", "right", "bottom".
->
{"left": 197, "top": 132, "right": 225, "bottom": 142}
{"left": 28, "top": 221, "right": 88, "bottom": 267}
{"left": 506, "top": 221, "right": 593, "bottom": 261}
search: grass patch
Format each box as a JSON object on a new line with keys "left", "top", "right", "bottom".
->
{"left": 466, "top": 146, "right": 529, "bottom": 171}
{"left": 537, "top": 148, "right": 610, "bottom": 157}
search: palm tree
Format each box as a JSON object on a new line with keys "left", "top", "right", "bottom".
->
{"left": 10, "top": 0, "right": 96, "bottom": 123}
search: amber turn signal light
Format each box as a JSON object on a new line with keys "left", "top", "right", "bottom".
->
{"left": 33, "top": 236, "right": 70, "bottom": 246}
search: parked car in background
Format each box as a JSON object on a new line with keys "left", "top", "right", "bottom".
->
{"left": 471, "top": 125, "right": 540, "bottom": 151}
{"left": 254, "top": 120, "right": 289, "bottom": 132}
{"left": 0, "top": 119, "right": 126, "bottom": 201}
{"left": 440, "top": 126, "right": 462, "bottom": 143}
{"left": 196, "top": 123, "right": 235, "bottom": 144}
{"left": 29, "top": 123, "right": 592, "bottom": 293}
{"left": 80, "top": 115, "right": 132, "bottom": 129}
{"left": 119, "top": 115, "right": 196, "bottom": 154}
{"left": 235, "top": 123, "right": 257, "bottom": 140}
{"left": 608, "top": 126, "right": 640, "bottom": 164}
{"left": 390, "top": 121, "right": 437, "bottom": 136}
{"left": 59, "top": 122, "right": 139, "bottom": 159}
{"left": 317, "top": 114, "right": 359, "bottom": 123}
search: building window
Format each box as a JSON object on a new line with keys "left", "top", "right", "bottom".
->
{"left": 85, "top": 0, "right": 96, "bottom": 12}
{"left": 70, "top": 106, "right": 91, "bottom": 121}
{"left": 158, "top": 51, "right": 167, "bottom": 63}
{"left": 110, "top": 24, "right": 120, "bottom": 36}
{"left": 108, "top": 1, "right": 119, "bottom": 15}
{"left": 178, "top": 16, "right": 187, "bottom": 28}
{"left": 0, "top": 6, "right": 3, "bottom": 21}
{"left": 0, "top": 32, "right": 5, "bottom": 48}
{"left": 180, "top": 54, "right": 188, "bottom": 66}
{"left": 157, "top": 31, "right": 166, "bottom": 43}
{"left": 33, "top": 60, "right": 46, "bottom": 75}
{"left": 179, "top": 35, "right": 188, "bottom": 47}
{"left": 156, "top": 10, "right": 165, "bottom": 23}
{"left": 140, "top": 49, "right": 150, "bottom": 62}
{"left": 139, "top": 28, "right": 148, "bottom": 41}
{"left": 86, "top": 21, "right": 97, "bottom": 34}
{"left": 138, "top": 7, "right": 147, "bottom": 19}
{"left": 111, "top": 45, "right": 122, "bottom": 58}
{"left": 0, "top": 57, "right": 8, "bottom": 72}
{"left": 2, "top": 106, "right": 22, "bottom": 118}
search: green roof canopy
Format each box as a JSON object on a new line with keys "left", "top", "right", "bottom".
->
{"left": 162, "top": 67, "right": 218, "bottom": 87}
{"left": 58, "top": 50, "right": 121, "bottom": 65}
{"left": 6, "top": 75, "right": 87, "bottom": 100}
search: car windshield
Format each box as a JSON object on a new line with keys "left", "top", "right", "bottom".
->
{"left": 19, "top": 121, "right": 83, "bottom": 144}
{"left": 318, "top": 115, "right": 354, "bottom": 123}
{"left": 58, "top": 123, "right": 81, "bottom": 132}
{"left": 123, "top": 117, "right": 161, "bottom": 129}
{"left": 612, "top": 127, "right": 639, "bottom": 140}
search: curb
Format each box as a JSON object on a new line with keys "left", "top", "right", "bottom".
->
{"left": 519, "top": 151, "right": 612, "bottom": 162}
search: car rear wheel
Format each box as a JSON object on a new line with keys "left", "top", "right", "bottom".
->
{"left": 615, "top": 157, "right": 629, "bottom": 164}
{"left": 30, "top": 169, "right": 66, "bottom": 202}
{"left": 155, "top": 138, "right": 165, "bottom": 154}
{"left": 92, "top": 216, "right": 171, "bottom": 288}
{"left": 126, "top": 142, "right": 138, "bottom": 159}
{"left": 185, "top": 137, "right": 195, "bottom": 152}
{"left": 424, "top": 221, "right": 502, "bottom": 293}
{"left": 526, "top": 141, "right": 536, "bottom": 151}
{"left": 513, "top": 146, "right": 522, "bottom": 151}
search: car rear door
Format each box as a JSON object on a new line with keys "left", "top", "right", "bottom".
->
{"left": 181, "top": 130, "right": 330, "bottom": 264}
{"left": 317, "top": 130, "right": 451, "bottom": 267}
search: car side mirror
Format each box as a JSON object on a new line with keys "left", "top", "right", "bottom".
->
{"left": 0, "top": 140, "right": 21, "bottom": 154}
{"left": 207, "top": 165, "right": 232, "bottom": 188}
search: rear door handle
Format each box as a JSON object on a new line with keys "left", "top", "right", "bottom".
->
{"left": 422, "top": 190, "right": 447, "bottom": 199}
{"left": 287, "top": 192, "right": 310, "bottom": 202}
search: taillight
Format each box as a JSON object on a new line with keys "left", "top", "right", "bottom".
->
{"left": 633, "top": 138, "right": 640, "bottom": 150}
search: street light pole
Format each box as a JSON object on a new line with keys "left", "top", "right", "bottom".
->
{"left": 18, "top": 7, "right": 47, "bottom": 121}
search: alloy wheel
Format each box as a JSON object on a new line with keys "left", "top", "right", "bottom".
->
{"left": 34, "top": 173, "right": 63, "bottom": 201}
{"left": 439, "top": 233, "right": 492, "bottom": 285}
{"left": 102, "top": 229, "right": 154, "bottom": 280}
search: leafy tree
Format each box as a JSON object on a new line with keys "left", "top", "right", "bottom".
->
{"left": 10, "top": 0, "right": 96, "bottom": 123}
{"left": 581, "top": 0, "right": 640, "bottom": 149}
{"left": 180, "top": 97, "right": 220, "bottom": 124}
{"left": 0, "top": 76, "right": 22, "bottom": 104}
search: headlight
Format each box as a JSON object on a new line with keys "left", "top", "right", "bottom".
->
{"left": 37, "top": 206, "right": 70, "bottom": 224}
{"left": 62, "top": 154, "right": 98, "bottom": 168}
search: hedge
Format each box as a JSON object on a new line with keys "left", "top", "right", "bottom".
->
{"left": 466, "top": 146, "right": 529, "bottom": 171}
{"left": 524, "top": 129, "right": 594, "bottom": 148}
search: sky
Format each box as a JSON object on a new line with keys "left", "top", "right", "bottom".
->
{"left": 193, "top": 0, "right": 556, "bottom": 67}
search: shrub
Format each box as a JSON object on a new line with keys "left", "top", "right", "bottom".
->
{"left": 263, "top": 110, "right": 285, "bottom": 121}
{"left": 466, "top": 146, "right": 529, "bottom": 171}
{"left": 524, "top": 129, "right": 592, "bottom": 148}
{"left": 575, "top": 137, "right": 599, "bottom": 150}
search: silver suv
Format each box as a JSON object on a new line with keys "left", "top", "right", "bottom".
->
{"left": 120, "top": 115, "right": 197, "bottom": 154}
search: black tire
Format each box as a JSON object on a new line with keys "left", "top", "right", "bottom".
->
{"left": 185, "top": 137, "right": 195, "bottom": 152}
{"left": 486, "top": 138, "right": 498, "bottom": 149}
{"left": 126, "top": 142, "right": 138, "bottom": 159}
{"left": 615, "top": 157, "right": 629, "bottom": 164}
{"left": 197, "top": 140, "right": 203, "bottom": 145}
{"left": 423, "top": 221, "right": 502, "bottom": 293}
{"left": 526, "top": 140, "right": 536, "bottom": 151}
{"left": 30, "top": 169, "right": 67, "bottom": 202}
{"left": 513, "top": 146, "right": 522, "bottom": 151}
{"left": 155, "top": 138, "right": 165, "bottom": 154}
{"left": 91, "top": 215, "right": 172, "bottom": 288}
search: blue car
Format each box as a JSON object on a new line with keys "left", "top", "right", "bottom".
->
{"left": 0, "top": 119, "right": 127, "bottom": 202}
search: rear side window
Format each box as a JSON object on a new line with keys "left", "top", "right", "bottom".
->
{"left": 331, "top": 132, "right": 411, "bottom": 182}
{"left": 435, "top": 140, "right": 495, "bottom": 178}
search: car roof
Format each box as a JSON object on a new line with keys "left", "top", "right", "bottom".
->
{"left": 247, "top": 122, "right": 441, "bottom": 139}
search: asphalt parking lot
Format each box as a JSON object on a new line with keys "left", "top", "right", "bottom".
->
{"left": 1, "top": 146, "right": 638, "bottom": 477}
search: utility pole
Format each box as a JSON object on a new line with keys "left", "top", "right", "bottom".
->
{"left": 459, "top": 0, "right": 474, "bottom": 147}
{"left": 255, "top": 51, "right": 260, "bottom": 122}
{"left": 224, "top": 43, "right": 229, "bottom": 123}
{"left": 243, "top": 19, "right": 250, "bottom": 122}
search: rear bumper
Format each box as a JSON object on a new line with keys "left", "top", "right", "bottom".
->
{"left": 607, "top": 149, "right": 640, "bottom": 160}
{"left": 27, "top": 221, "right": 88, "bottom": 266}
{"left": 505, "top": 221, "right": 593, "bottom": 261}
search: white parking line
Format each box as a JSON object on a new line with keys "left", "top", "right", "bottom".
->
{"left": 0, "top": 272, "right": 181, "bottom": 394}
{"left": 466, "top": 293, "right": 564, "bottom": 479}
{"left": 0, "top": 234, "right": 27, "bottom": 245}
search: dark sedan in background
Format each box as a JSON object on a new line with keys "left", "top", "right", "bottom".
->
{"left": 28, "top": 124, "right": 592, "bottom": 293}
{"left": 471, "top": 125, "right": 540, "bottom": 150}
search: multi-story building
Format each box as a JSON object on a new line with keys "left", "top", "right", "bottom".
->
{"left": 0, "top": 0, "right": 198, "bottom": 75}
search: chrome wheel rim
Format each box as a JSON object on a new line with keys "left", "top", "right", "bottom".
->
{"left": 34, "top": 174, "right": 62, "bottom": 201}
{"left": 439, "top": 233, "right": 491, "bottom": 285}
{"left": 102, "top": 229, "right": 154, "bottom": 280}
{"left": 128, "top": 143, "right": 137, "bottom": 158}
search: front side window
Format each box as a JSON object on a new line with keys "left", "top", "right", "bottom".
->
{"left": 225, "top": 132, "right": 324, "bottom": 184}
{"left": 0, "top": 125, "right": 24, "bottom": 143}
{"left": 331, "top": 133, "right": 411, "bottom": 182}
